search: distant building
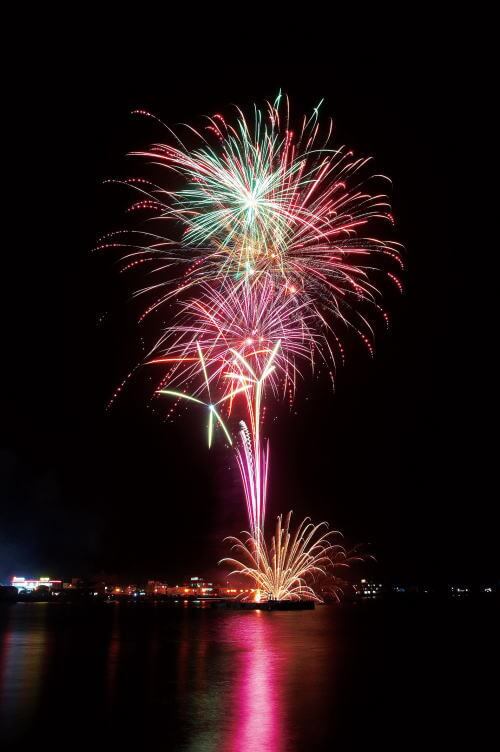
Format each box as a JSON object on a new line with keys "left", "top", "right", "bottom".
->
{"left": 146, "top": 580, "right": 168, "bottom": 595}
{"left": 11, "top": 577, "right": 62, "bottom": 592}
{"left": 218, "top": 586, "right": 256, "bottom": 598}
{"left": 163, "top": 577, "right": 256, "bottom": 599}
{"left": 392, "top": 585, "right": 407, "bottom": 594}
{"left": 62, "top": 579, "right": 107, "bottom": 596}
{"left": 354, "top": 579, "right": 384, "bottom": 598}
{"left": 479, "top": 584, "right": 496, "bottom": 594}
{"left": 105, "top": 584, "right": 137, "bottom": 596}
{"left": 449, "top": 584, "right": 471, "bottom": 596}
{"left": 166, "top": 577, "right": 219, "bottom": 597}
{"left": 391, "top": 584, "right": 433, "bottom": 595}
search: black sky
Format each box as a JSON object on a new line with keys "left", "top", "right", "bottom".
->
{"left": 1, "top": 20, "right": 493, "bottom": 584}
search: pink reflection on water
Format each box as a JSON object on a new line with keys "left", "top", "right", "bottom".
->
{"left": 224, "top": 612, "right": 285, "bottom": 752}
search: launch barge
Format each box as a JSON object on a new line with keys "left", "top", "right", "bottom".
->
{"left": 227, "top": 600, "right": 315, "bottom": 611}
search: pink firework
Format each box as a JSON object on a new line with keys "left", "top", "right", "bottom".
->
{"left": 102, "top": 93, "right": 402, "bottom": 539}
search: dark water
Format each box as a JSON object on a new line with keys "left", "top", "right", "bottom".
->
{"left": 0, "top": 600, "right": 497, "bottom": 750}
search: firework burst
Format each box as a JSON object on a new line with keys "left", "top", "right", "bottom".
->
{"left": 103, "top": 93, "right": 401, "bottom": 590}
{"left": 103, "top": 90, "right": 402, "bottom": 363}
{"left": 221, "top": 512, "right": 362, "bottom": 602}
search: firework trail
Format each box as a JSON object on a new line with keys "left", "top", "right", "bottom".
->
{"left": 102, "top": 93, "right": 401, "bottom": 595}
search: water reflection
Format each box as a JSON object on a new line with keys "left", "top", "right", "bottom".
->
{"left": 105, "top": 605, "right": 121, "bottom": 705}
{"left": 223, "top": 612, "right": 284, "bottom": 752}
{"left": 0, "top": 604, "right": 336, "bottom": 750}
{"left": 0, "top": 604, "right": 50, "bottom": 738}
{"left": 175, "top": 611, "right": 223, "bottom": 752}
{"left": 0, "top": 600, "right": 488, "bottom": 749}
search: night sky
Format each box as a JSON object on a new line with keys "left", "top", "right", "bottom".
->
{"left": 1, "top": 26, "right": 492, "bottom": 585}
